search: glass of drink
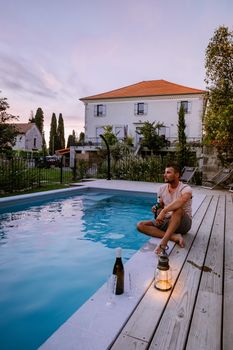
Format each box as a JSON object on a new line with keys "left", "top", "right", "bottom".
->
{"left": 106, "top": 274, "right": 116, "bottom": 306}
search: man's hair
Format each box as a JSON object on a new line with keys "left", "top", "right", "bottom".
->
{"left": 165, "top": 162, "right": 181, "bottom": 175}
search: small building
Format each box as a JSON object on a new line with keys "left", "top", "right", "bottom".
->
{"left": 80, "top": 79, "right": 206, "bottom": 147}
{"left": 12, "top": 123, "right": 42, "bottom": 151}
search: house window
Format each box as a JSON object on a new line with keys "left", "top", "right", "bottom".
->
{"left": 94, "top": 104, "right": 106, "bottom": 117}
{"left": 96, "top": 127, "right": 105, "bottom": 138}
{"left": 135, "top": 126, "right": 143, "bottom": 144}
{"left": 134, "top": 103, "right": 148, "bottom": 115}
{"left": 177, "top": 101, "right": 192, "bottom": 113}
{"left": 115, "top": 126, "right": 124, "bottom": 139}
{"left": 159, "top": 126, "right": 166, "bottom": 136}
{"left": 33, "top": 138, "right": 37, "bottom": 147}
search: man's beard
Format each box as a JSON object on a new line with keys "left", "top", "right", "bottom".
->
{"left": 165, "top": 178, "right": 175, "bottom": 184}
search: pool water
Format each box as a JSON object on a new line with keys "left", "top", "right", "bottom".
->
{"left": 0, "top": 190, "right": 154, "bottom": 350}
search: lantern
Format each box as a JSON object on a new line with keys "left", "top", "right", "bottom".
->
{"left": 154, "top": 246, "right": 172, "bottom": 291}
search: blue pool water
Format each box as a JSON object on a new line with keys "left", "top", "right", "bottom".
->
{"left": 0, "top": 189, "right": 155, "bottom": 350}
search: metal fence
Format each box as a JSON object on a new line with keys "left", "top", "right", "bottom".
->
{"left": 0, "top": 156, "right": 73, "bottom": 194}
{"left": 0, "top": 151, "right": 200, "bottom": 194}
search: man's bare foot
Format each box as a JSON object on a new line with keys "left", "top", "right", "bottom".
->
{"left": 154, "top": 234, "right": 185, "bottom": 255}
{"left": 174, "top": 233, "right": 185, "bottom": 248}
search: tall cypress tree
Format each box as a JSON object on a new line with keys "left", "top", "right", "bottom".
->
{"left": 49, "top": 113, "right": 57, "bottom": 155}
{"left": 34, "top": 107, "right": 44, "bottom": 134}
{"left": 177, "top": 105, "right": 189, "bottom": 169}
{"left": 57, "top": 113, "right": 65, "bottom": 149}
{"left": 178, "top": 105, "right": 186, "bottom": 147}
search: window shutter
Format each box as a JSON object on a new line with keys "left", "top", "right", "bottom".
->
{"left": 103, "top": 104, "right": 106, "bottom": 116}
{"left": 94, "top": 105, "right": 97, "bottom": 116}
{"left": 144, "top": 103, "right": 148, "bottom": 115}
{"left": 177, "top": 101, "right": 181, "bottom": 112}
{"left": 134, "top": 103, "right": 138, "bottom": 115}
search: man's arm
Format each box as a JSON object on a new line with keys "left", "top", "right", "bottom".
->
{"left": 159, "top": 197, "right": 164, "bottom": 208}
{"left": 156, "top": 192, "right": 191, "bottom": 224}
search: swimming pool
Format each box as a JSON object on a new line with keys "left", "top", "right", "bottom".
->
{"left": 0, "top": 189, "right": 155, "bottom": 350}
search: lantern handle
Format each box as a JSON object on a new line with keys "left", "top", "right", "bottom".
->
{"left": 159, "top": 244, "right": 169, "bottom": 254}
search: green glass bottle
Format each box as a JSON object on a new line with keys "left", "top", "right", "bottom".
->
{"left": 153, "top": 197, "right": 161, "bottom": 219}
{"left": 112, "top": 247, "right": 124, "bottom": 295}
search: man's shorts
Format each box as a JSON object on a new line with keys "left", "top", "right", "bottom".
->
{"left": 153, "top": 213, "right": 192, "bottom": 235}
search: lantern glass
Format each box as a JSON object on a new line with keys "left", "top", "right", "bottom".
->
{"left": 154, "top": 246, "right": 172, "bottom": 291}
{"left": 154, "top": 267, "right": 172, "bottom": 291}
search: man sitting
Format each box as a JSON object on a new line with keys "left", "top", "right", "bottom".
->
{"left": 137, "top": 162, "right": 192, "bottom": 255}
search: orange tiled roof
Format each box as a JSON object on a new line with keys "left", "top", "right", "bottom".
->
{"left": 11, "top": 123, "right": 36, "bottom": 134}
{"left": 56, "top": 148, "right": 70, "bottom": 155}
{"left": 80, "top": 80, "right": 206, "bottom": 101}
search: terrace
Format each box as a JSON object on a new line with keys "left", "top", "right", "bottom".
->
{"left": 36, "top": 180, "right": 232, "bottom": 350}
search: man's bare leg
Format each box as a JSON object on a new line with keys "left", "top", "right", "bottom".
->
{"left": 137, "top": 220, "right": 166, "bottom": 239}
{"left": 137, "top": 208, "right": 186, "bottom": 255}
{"left": 155, "top": 208, "right": 185, "bottom": 254}
{"left": 137, "top": 218, "right": 185, "bottom": 246}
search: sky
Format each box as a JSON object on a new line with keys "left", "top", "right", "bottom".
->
{"left": 0, "top": 0, "right": 232, "bottom": 145}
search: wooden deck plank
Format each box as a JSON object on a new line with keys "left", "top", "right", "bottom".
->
{"left": 148, "top": 196, "right": 219, "bottom": 350}
{"left": 223, "top": 194, "right": 233, "bottom": 350}
{"left": 110, "top": 335, "right": 148, "bottom": 350}
{"left": 110, "top": 196, "right": 213, "bottom": 349}
{"left": 186, "top": 195, "right": 225, "bottom": 350}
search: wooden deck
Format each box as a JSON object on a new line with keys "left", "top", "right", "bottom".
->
{"left": 110, "top": 193, "right": 233, "bottom": 350}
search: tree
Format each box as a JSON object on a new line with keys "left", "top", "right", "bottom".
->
{"left": 67, "top": 135, "right": 74, "bottom": 148}
{"left": 34, "top": 107, "right": 44, "bottom": 134}
{"left": 176, "top": 105, "right": 190, "bottom": 169}
{"left": 49, "top": 113, "right": 58, "bottom": 154}
{"left": 28, "top": 110, "right": 35, "bottom": 123}
{"left": 138, "top": 121, "right": 166, "bottom": 152}
{"left": 79, "top": 131, "right": 85, "bottom": 144}
{"left": 67, "top": 130, "right": 78, "bottom": 147}
{"left": 0, "top": 92, "right": 18, "bottom": 149}
{"left": 33, "top": 107, "right": 47, "bottom": 154}
{"left": 102, "top": 125, "right": 118, "bottom": 146}
{"left": 57, "top": 113, "right": 65, "bottom": 149}
{"left": 204, "top": 25, "right": 233, "bottom": 163}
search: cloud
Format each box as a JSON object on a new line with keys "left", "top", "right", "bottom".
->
{"left": 0, "top": 52, "right": 58, "bottom": 98}
{"left": 39, "top": 66, "right": 62, "bottom": 91}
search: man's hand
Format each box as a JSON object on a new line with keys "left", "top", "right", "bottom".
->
{"left": 155, "top": 244, "right": 163, "bottom": 255}
{"left": 155, "top": 209, "right": 166, "bottom": 225}
{"left": 151, "top": 205, "right": 156, "bottom": 214}
{"left": 155, "top": 242, "right": 168, "bottom": 255}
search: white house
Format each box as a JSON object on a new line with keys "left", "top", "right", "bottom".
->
{"left": 12, "top": 123, "right": 42, "bottom": 151}
{"left": 80, "top": 80, "right": 206, "bottom": 147}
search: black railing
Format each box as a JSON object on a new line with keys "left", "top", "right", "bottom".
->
{"left": 0, "top": 156, "right": 73, "bottom": 194}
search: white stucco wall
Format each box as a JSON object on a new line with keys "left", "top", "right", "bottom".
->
{"left": 13, "top": 125, "right": 42, "bottom": 151}
{"left": 14, "top": 134, "right": 26, "bottom": 150}
{"left": 25, "top": 125, "right": 42, "bottom": 150}
{"left": 84, "top": 94, "right": 204, "bottom": 146}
